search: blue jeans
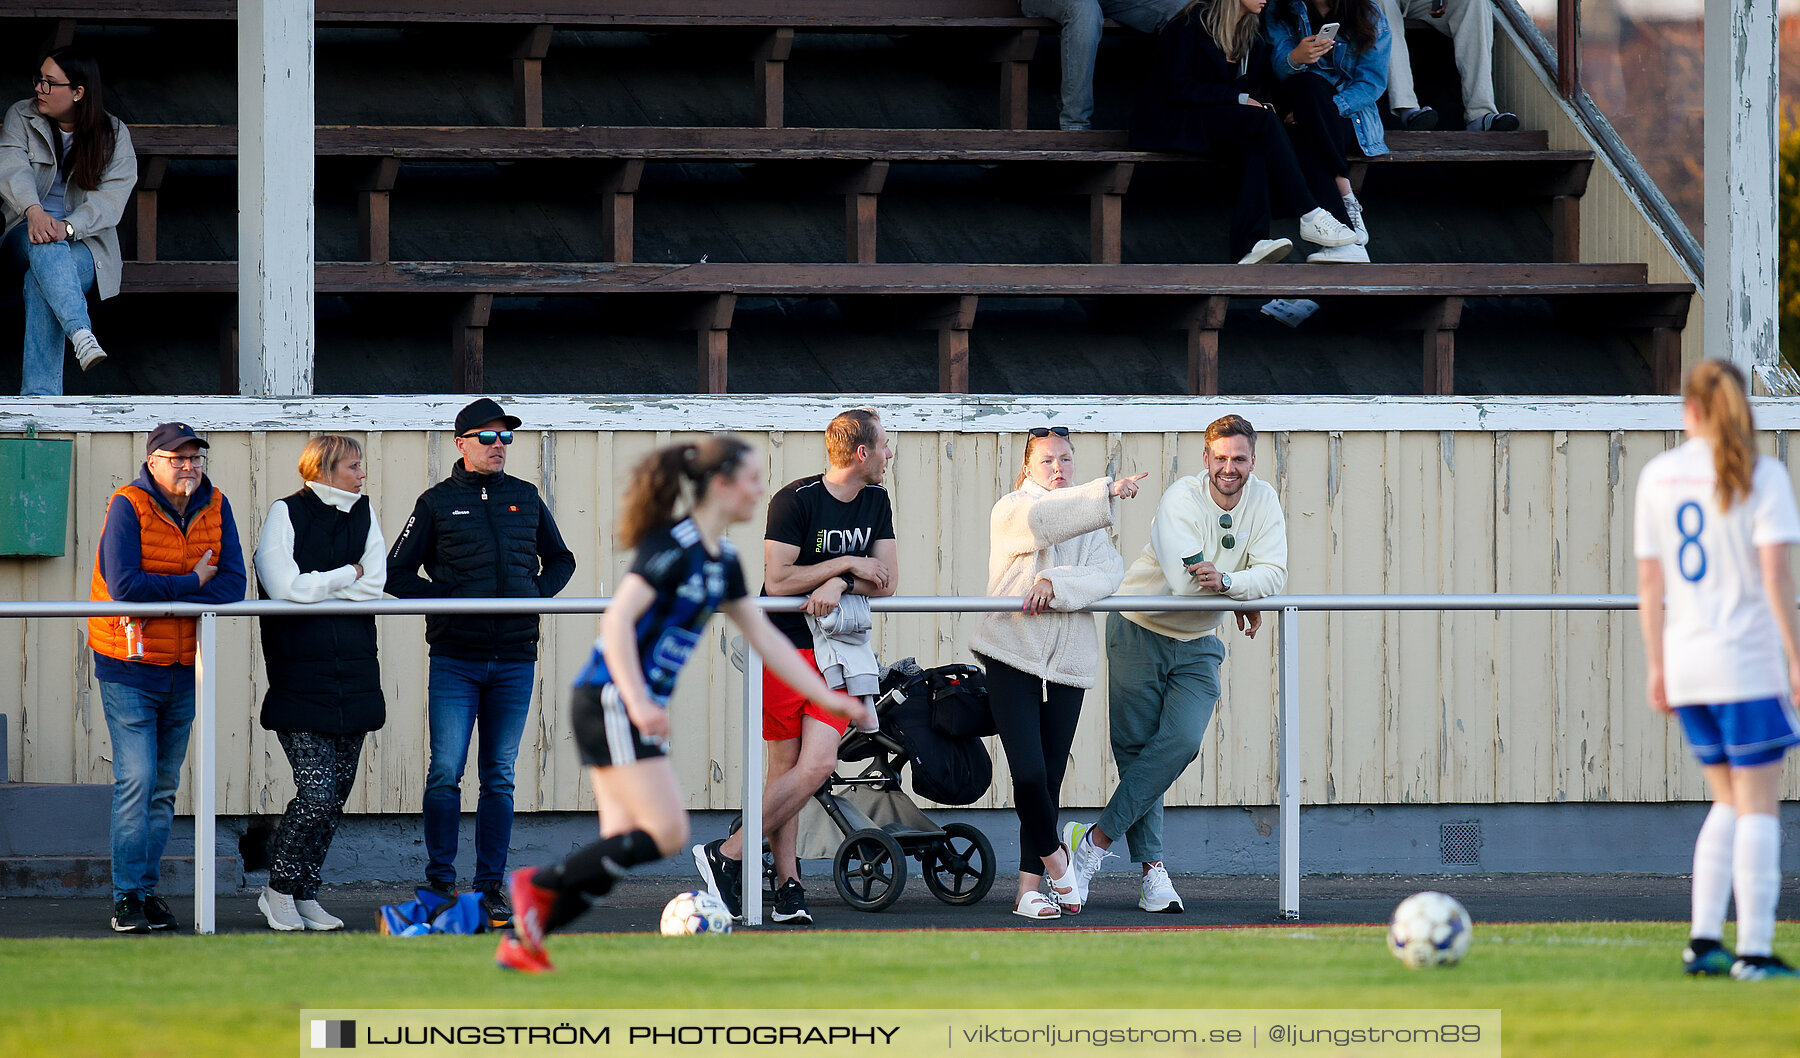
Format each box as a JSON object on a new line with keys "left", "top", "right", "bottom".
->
{"left": 99, "top": 678, "right": 197, "bottom": 900}
{"left": 1097, "top": 614, "right": 1224, "bottom": 864}
{"left": 3, "top": 222, "right": 96, "bottom": 396}
{"left": 423, "top": 656, "right": 535, "bottom": 889}
{"left": 1019, "top": 0, "right": 1178, "bottom": 130}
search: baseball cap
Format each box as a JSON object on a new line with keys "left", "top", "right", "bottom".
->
{"left": 146, "top": 422, "right": 210, "bottom": 457}
{"left": 454, "top": 397, "right": 522, "bottom": 436}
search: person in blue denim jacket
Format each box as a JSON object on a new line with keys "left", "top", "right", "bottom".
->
{"left": 1268, "top": 0, "right": 1389, "bottom": 261}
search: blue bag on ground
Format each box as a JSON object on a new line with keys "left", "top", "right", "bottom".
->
{"left": 377, "top": 888, "right": 489, "bottom": 935}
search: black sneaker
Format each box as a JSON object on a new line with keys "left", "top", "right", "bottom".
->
{"left": 771, "top": 878, "right": 813, "bottom": 925}
{"left": 422, "top": 879, "right": 456, "bottom": 906}
{"left": 143, "top": 894, "right": 178, "bottom": 931}
{"left": 110, "top": 894, "right": 151, "bottom": 934}
{"left": 693, "top": 839, "right": 744, "bottom": 920}
{"left": 478, "top": 884, "right": 513, "bottom": 930}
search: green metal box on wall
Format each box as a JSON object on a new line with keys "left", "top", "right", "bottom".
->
{"left": 0, "top": 437, "right": 73, "bottom": 557}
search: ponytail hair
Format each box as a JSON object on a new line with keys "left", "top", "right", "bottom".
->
{"left": 1682, "top": 359, "right": 1757, "bottom": 512}
{"left": 617, "top": 435, "right": 755, "bottom": 547}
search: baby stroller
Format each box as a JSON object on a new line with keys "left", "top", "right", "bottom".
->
{"left": 728, "top": 654, "right": 998, "bottom": 912}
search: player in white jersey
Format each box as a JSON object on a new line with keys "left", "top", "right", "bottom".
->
{"left": 1635, "top": 359, "right": 1800, "bottom": 981}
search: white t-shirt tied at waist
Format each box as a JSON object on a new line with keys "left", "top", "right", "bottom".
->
{"left": 1117, "top": 470, "right": 1289, "bottom": 641}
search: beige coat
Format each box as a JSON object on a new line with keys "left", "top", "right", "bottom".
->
{"left": 967, "top": 477, "right": 1124, "bottom": 689}
{"left": 0, "top": 99, "right": 137, "bottom": 300}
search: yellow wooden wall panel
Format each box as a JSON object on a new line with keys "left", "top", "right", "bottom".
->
{"left": 11, "top": 424, "right": 1799, "bottom": 814}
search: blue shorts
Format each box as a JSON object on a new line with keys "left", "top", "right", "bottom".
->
{"left": 1675, "top": 697, "right": 1800, "bottom": 768}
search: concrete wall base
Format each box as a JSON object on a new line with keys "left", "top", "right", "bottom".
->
{"left": 8, "top": 800, "right": 1798, "bottom": 895}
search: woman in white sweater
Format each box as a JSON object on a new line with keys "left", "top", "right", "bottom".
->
{"left": 968, "top": 427, "right": 1146, "bottom": 920}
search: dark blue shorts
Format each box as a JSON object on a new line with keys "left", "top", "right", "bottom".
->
{"left": 1675, "top": 697, "right": 1800, "bottom": 768}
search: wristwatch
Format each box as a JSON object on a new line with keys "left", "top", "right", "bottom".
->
{"left": 839, "top": 571, "right": 856, "bottom": 591}
{"left": 63, "top": 220, "right": 74, "bottom": 239}
{"left": 1219, "top": 572, "right": 1232, "bottom": 593}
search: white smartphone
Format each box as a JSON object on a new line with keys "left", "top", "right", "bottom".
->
{"left": 1317, "top": 22, "right": 1340, "bottom": 43}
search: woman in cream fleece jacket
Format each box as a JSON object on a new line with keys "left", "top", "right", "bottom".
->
{"left": 968, "top": 428, "right": 1146, "bottom": 920}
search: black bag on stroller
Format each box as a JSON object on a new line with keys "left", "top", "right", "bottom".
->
{"left": 879, "top": 659, "right": 992, "bottom": 806}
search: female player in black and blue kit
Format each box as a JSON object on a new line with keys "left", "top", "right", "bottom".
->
{"left": 497, "top": 436, "right": 874, "bottom": 972}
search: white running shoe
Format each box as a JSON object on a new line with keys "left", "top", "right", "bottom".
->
{"left": 1341, "top": 194, "right": 1369, "bottom": 247}
{"left": 296, "top": 899, "right": 346, "bottom": 931}
{"left": 1061, "top": 821, "right": 1114, "bottom": 909}
{"left": 1298, "top": 208, "right": 1357, "bottom": 248}
{"left": 71, "top": 328, "right": 107, "bottom": 371}
{"left": 1138, "top": 862, "right": 1184, "bottom": 914}
{"left": 1236, "top": 238, "right": 1292, "bottom": 265}
{"left": 258, "top": 886, "right": 306, "bottom": 931}
{"left": 1305, "top": 243, "right": 1371, "bottom": 264}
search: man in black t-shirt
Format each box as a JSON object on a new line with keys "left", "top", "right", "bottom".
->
{"left": 693, "top": 408, "right": 898, "bottom": 925}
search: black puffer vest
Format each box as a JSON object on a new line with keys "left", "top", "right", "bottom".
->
{"left": 258, "top": 488, "right": 385, "bottom": 734}
{"left": 416, "top": 464, "right": 550, "bottom": 659}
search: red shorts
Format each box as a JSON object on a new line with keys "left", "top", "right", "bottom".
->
{"left": 762, "top": 648, "right": 850, "bottom": 742}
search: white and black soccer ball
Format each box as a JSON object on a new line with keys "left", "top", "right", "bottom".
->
{"left": 1388, "top": 891, "right": 1472, "bottom": 968}
{"left": 660, "top": 890, "right": 733, "bottom": 936}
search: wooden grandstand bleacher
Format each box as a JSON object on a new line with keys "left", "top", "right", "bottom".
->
{"left": 3, "top": 1, "right": 1693, "bottom": 397}
{"left": 127, "top": 126, "right": 1595, "bottom": 266}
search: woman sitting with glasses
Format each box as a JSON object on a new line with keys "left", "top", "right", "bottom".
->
{"left": 0, "top": 47, "right": 137, "bottom": 395}
{"left": 967, "top": 425, "right": 1147, "bottom": 920}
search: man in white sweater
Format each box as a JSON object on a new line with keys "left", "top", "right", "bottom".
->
{"left": 1063, "top": 414, "right": 1288, "bottom": 913}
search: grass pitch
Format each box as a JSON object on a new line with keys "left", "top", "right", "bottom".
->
{"left": 3, "top": 922, "right": 1795, "bottom": 1057}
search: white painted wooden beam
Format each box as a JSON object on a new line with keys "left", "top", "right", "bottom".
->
{"left": 0, "top": 394, "right": 1772, "bottom": 434}
{"left": 238, "top": 0, "right": 316, "bottom": 396}
{"left": 1702, "top": 0, "right": 1779, "bottom": 375}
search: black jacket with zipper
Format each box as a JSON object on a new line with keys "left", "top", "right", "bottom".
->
{"left": 385, "top": 463, "right": 577, "bottom": 660}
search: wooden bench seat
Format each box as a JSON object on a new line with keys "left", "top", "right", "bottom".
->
{"left": 120, "top": 260, "right": 1688, "bottom": 396}
{"left": 14, "top": 1, "right": 1133, "bottom": 129}
{"left": 127, "top": 125, "right": 1595, "bottom": 266}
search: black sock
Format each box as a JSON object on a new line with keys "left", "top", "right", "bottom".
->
{"left": 538, "top": 830, "right": 661, "bottom": 933}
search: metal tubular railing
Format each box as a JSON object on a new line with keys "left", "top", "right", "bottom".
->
{"left": 0, "top": 593, "right": 1643, "bottom": 932}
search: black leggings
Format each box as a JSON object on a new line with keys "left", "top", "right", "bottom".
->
{"left": 268, "top": 731, "right": 364, "bottom": 900}
{"left": 1187, "top": 103, "right": 1321, "bottom": 260}
{"left": 979, "top": 655, "right": 1086, "bottom": 875}
{"left": 1275, "top": 70, "right": 1358, "bottom": 227}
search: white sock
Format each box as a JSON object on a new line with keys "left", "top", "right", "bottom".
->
{"left": 1732, "top": 813, "right": 1782, "bottom": 957}
{"left": 1690, "top": 802, "right": 1736, "bottom": 941}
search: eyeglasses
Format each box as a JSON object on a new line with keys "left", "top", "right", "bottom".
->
{"left": 460, "top": 430, "right": 514, "bottom": 446}
{"left": 33, "top": 76, "right": 72, "bottom": 91}
{"left": 1028, "top": 426, "right": 1070, "bottom": 438}
{"left": 1218, "top": 512, "right": 1235, "bottom": 549}
{"left": 152, "top": 453, "right": 206, "bottom": 469}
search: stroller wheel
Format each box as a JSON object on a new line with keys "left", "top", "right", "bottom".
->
{"left": 923, "top": 822, "right": 996, "bottom": 906}
{"left": 833, "top": 828, "right": 907, "bottom": 912}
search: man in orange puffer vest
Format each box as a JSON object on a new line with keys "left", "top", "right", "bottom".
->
{"left": 89, "top": 422, "right": 246, "bottom": 934}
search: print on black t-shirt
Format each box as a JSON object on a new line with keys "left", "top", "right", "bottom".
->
{"left": 762, "top": 474, "right": 896, "bottom": 649}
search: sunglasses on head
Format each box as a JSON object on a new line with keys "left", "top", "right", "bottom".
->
{"left": 1028, "top": 426, "right": 1070, "bottom": 438}
{"left": 460, "top": 430, "right": 514, "bottom": 446}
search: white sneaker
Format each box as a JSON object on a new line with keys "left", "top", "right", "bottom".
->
{"left": 1061, "top": 821, "right": 1114, "bottom": 909}
{"left": 258, "top": 886, "right": 306, "bottom": 931}
{"left": 295, "top": 898, "right": 346, "bottom": 931}
{"left": 1305, "top": 243, "right": 1371, "bottom": 264}
{"left": 1341, "top": 194, "right": 1369, "bottom": 247}
{"left": 1298, "top": 208, "right": 1357, "bottom": 248}
{"left": 1236, "top": 238, "right": 1292, "bottom": 265}
{"left": 1138, "top": 862, "right": 1184, "bottom": 914}
{"left": 70, "top": 329, "right": 107, "bottom": 372}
